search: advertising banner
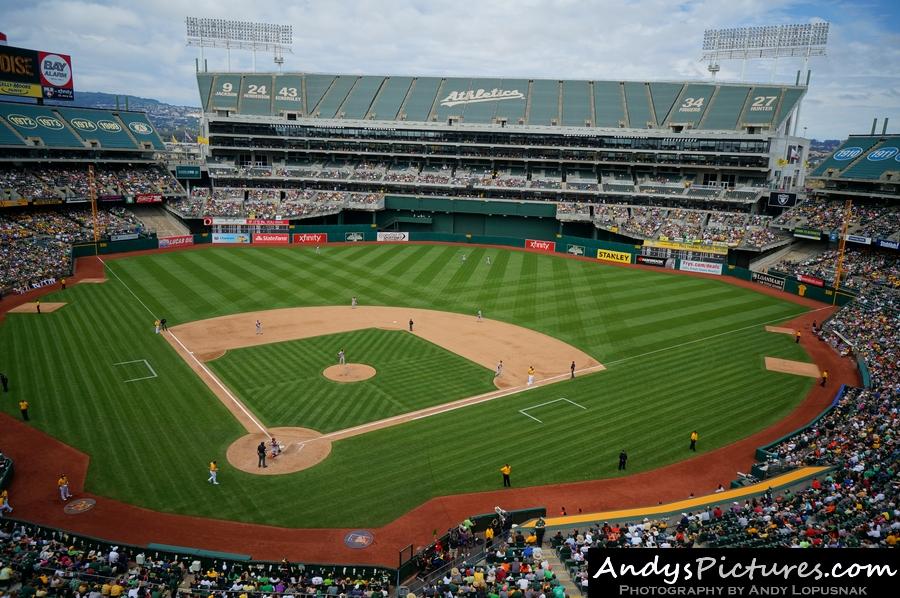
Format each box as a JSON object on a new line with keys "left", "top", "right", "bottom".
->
{"left": 204, "top": 217, "right": 289, "bottom": 226}
{"left": 0, "top": 199, "right": 28, "bottom": 207}
{"left": 642, "top": 239, "right": 729, "bottom": 256}
{"left": 344, "top": 232, "right": 365, "bottom": 242}
{"left": 797, "top": 273, "right": 825, "bottom": 287}
{"left": 212, "top": 233, "right": 251, "bottom": 244}
{"left": 110, "top": 233, "right": 139, "bottom": 242}
{"left": 596, "top": 249, "right": 631, "bottom": 264}
{"left": 377, "top": 231, "right": 409, "bottom": 242}
{"left": 767, "top": 191, "right": 797, "bottom": 208}
{"left": 292, "top": 233, "right": 327, "bottom": 245}
{"left": 158, "top": 235, "right": 194, "bottom": 249}
{"left": 0, "top": 45, "right": 74, "bottom": 100}
{"left": 525, "top": 238, "right": 556, "bottom": 252}
{"left": 99, "top": 195, "right": 122, "bottom": 202}
{"left": 679, "top": 259, "right": 723, "bottom": 275}
{"left": 636, "top": 255, "right": 667, "bottom": 267}
{"left": 253, "top": 233, "right": 289, "bottom": 245}
{"left": 587, "top": 548, "right": 895, "bottom": 597}
{"left": 566, "top": 244, "right": 585, "bottom": 256}
{"left": 876, "top": 239, "right": 899, "bottom": 250}
{"left": 793, "top": 227, "right": 822, "bottom": 240}
{"left": 135, "top": 193, "right": 163, "bottom": 204}
{"left": 751, "top": 271, "right": 786, "bottom": 291}
{"left": 845, "top": 234, "right": 871, "bottom": 245}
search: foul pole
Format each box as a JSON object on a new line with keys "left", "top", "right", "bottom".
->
{"left": 831, "top": 199, "right": 852, "bottom": 305}
{"left": 88, "top": 164, "right": 100, "bottom": 254}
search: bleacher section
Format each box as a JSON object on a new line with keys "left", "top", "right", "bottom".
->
{"left": 199, "top": 73, "right": 804, "bottom": 131}
{"left": 810, "top": 136, "right": 883, "bottom": 178}
{"left": 0, "top": 103, "right": 166, "bottom": 150}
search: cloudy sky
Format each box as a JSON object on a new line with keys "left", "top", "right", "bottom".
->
{"left": 4, "top": 0, "right": 899, "bottom": 139}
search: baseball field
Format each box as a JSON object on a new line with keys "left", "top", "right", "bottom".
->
{"left": 0, "top": 243, "right": 816, "bottom": 528}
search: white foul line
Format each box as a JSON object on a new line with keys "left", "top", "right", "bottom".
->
{"left": 519, "top": 397, "right": 587, "bottom": 424}
{"left": 101, "top": 258, "right": 270, "bottom": 438}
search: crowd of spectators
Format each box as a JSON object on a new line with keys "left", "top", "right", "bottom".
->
{"left": 556, "top": 203, "right": 592, "bottom": 221}
{"left": 0, "top": 166, "right": 182, "bottom": 201}
{"left": 0, "top": 237, "right": 71, "bottom": 292}
{"left": 0, "top": 520, "right": 392, "bottom": 598}
{"left": 774, "top": 200, "right": 899, "bottom": 239}
{"left": 772, "top": 248, "right": 900, "bottom": 290}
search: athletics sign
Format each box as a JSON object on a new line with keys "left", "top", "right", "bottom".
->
{"left": 440, "top": 88, "right": 524, "bottom": 108}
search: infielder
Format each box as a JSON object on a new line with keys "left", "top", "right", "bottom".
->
{"left": 494, "top": 360, "right": 503, "bottom": 378}
{"left": 338, "top": 349, "right": 346, "bottom": 365}
{"left": 351, "top": 296, "right": 358, "bottom": 308}
{"left": 477, "top": 309, "right": 483, "bottom": 322}
{"left": 255, "top": 320, "right": 262, "bottom": 335}
{"left": 527, "top": 366, "right": 535, "bottom": 386}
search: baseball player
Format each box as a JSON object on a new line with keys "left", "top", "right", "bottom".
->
{"left": 270, "top": 437, "right": 281, "bottom": 459}
{"left": 255, "top": 320, "right": 262, "bottom": 335}
{"left": 570, "top": 361, "right": 576, "bottom": 379}
{"left": 461, "top": 254, "right": 467, "bottom": 263}
{"left": 338, "top": 349, "right": 346, "bottom": 365}
{"left": 58, "top": 474, "right": 71, "bottom": 501}
{"left": 494, "top": 360, "right": 503, "bottom": 378}
{"left": 486, "top": 256, "right": 491, "bottom": 265}
{"left": 36, "top": 299, "right": 41, "bottom": 314}
{"left": 409, "top": 318, "right": 414, "bottom": 332}
{"left": 527, "top": 366, "right": 535, "bottom": 386}
{"left": 154, "top": 319, "right": 161, "bottom": 334}
{"left": 207, "top": 460, "right": 219, "bottom": 484}
{"left": 351, "top": 296, "right": 357, "bottom": 308}
{"left": 477, "top": 309, "right": 483, "bottom": 322}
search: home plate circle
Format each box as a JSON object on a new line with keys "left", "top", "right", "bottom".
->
{"left": 64, "top": 498, "right": 96, "bottom": 515}
{"left": 323, "top": 363, "right": 376, "bottom": 382}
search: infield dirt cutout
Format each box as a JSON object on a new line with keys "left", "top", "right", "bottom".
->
{"left": 165, "top": 306, "right": 603, "bottom": 474}
{"left": 8, "top": 302, "right": 67, "bottom": 313}
{"left": 765, "top": 357, "right": 821, "bottom": 378}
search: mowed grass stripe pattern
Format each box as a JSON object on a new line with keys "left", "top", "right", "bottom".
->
{"left": 209, "top": 329, "right": 496, "bottom": 432}
{"left": 0, "top": 245, "right": 814, "bottom": 527}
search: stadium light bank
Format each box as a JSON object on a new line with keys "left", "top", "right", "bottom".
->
{"left": 185, "top": 16, "right": 293, "bottom": 72}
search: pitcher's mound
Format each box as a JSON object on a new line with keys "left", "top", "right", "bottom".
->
{"left": 323, "top": 363, "right": 376, "bottom": 382}
{"left": 226, "top": 427, "right": 332, "bottom": 475}
{"left": 9, "top": 302, "right": 67, "bottom": 313}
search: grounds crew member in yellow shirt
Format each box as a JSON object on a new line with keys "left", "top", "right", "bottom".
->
{"left": 58, "top": 474, "right": 71, "bottom": 501}
{"left": 207, "top": 460, "right": 219, "bottom": 485}
{"left": 18, "top": 400, "right": 29, "bottom": 421}
{"left": 821, "top": 370, "right": 829, "bottom": 387}
{"left": 500, "top": 463, "right": 512, "bottom": 487}
{"left": 689, "top": 430, "right": 699, "bottom": 452}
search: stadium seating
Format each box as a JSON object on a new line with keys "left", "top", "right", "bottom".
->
{"left": 839, "top": 138, "right": 900, "bottom": 180}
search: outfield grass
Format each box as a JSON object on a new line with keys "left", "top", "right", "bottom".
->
{"left": 210, "top": 329, "right": 496, "bottom": 432}
{"left": 0, "top": 244, "right": 815, "bottom": 527}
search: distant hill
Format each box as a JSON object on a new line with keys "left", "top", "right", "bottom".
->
{"left": 0, "top": 92, "right": 201, "bottom": 141}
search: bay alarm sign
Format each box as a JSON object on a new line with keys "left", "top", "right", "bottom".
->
{"left": 440, "top": 88, "right": 524, "bottom": 108}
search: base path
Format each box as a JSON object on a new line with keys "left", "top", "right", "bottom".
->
{"left": 8, "top": 302, "right": 67, "bottom": 313}
{"left": 168, "top": 306, "right": 601, "bottom": 390}
{"left": 765, "top": 357, "right": 822, "bottom": 378}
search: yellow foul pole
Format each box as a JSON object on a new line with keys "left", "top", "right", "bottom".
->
{"left": 832, "top": 199, "right": 852, "bottom": 305}
{"left": 88, "top": 164, "right": 99, "bottom": 254}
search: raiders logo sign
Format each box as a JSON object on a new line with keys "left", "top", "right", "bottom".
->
{"left": 767, "top": 191, "right": 797, "bottom": 208}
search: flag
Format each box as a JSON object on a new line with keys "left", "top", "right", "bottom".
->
{"left": 197, "top": 136, "right": 209, "bottom": 145}
{"left": 0, "top": 32, "right": 7, "bottom": 46}
{"left": 170, "top": 135, "right": 178, "bottom": 143}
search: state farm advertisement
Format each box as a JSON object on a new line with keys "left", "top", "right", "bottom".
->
{"left": 797, "top": 273, "right": 825, "bottom": 287}
{"left": 252, "top": 233, "right": 289, "bottom": 245}
{"left": 292, "top": 233, "right": 327, "bottom": 245}
{"left": 525, "top": 239, "right": 556, "bottom": 253}
{"left": 158, "top": 235, "right": 194, "bottom": 249}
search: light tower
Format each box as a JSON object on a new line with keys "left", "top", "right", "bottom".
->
{"left": 185, "top": 17, "right": 293, "bottom": 72}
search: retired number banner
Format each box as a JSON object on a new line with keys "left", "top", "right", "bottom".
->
{"left": 588, "top": 549, "right": 895, "bottom": 596}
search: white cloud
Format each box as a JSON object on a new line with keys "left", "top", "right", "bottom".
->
{"left": 2, "top": 0, "right": 897, "bottom": 138}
